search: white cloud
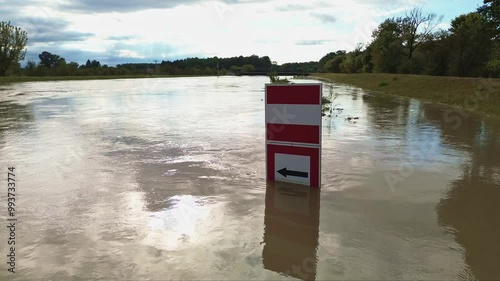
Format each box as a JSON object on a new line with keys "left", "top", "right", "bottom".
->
{"left": 116, "top": 50, "right": 145, "bottom": 58}
{"left": 1, "top": 0, "right": 483, "bottom": 65}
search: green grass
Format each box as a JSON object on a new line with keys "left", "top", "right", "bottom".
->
{"left": 0, "top": 74, "right": 217, "bottom": 86}
{"left": 312, "top": 73, "right": 500, "bottom": 117}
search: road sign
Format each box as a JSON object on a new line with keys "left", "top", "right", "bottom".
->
{"left": 265, "top": 83, "right": 322, "bottom": 187}
{"left": 267, "top": 144, "right": 320, "bottom": 187}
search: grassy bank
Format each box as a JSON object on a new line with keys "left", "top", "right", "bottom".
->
{"left": 0, "top": 74, "right": 218, "bottom": 86}
{"left": 313, "top": 73, "right": 500, "bottom": 117}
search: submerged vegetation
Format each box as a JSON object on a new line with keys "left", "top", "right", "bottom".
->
{"left": 268, "top": 72, "right": 290, "bottom": 84}
{"left": 321, "top": 84, "right": 340, "bottom": 116}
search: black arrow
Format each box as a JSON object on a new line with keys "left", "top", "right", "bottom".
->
{"left": 277, "top": 168, "right": 309, "bottom": 178}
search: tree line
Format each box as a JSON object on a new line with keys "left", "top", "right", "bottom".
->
{"left": 318, "top": 1, "right": 499, "bottom": 77}
{"left": 4, "top": 50, "right": 316, "bottom": 76}
{"left": 0, "top": 0, "right": 498, "bottom": 78}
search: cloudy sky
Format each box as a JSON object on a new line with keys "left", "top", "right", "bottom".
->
{"left": 1, "top": 0, "right": 483, "bottom": 65}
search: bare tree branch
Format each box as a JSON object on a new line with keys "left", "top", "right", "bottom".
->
{"left": 399, "top": 6, "right": 443, "bottom": 59}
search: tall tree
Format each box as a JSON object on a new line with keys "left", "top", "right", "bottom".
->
{"left": 324, "top": 55, "right": 345, "bottom": 73}
{"left": 416, "top": 30, "right": 453, "bottom": 76}
{"left": 38, "top": 51, "right": 61, "bottom": 68}
{"left": 398, "top": 7, "right": 443, "bottom": 59}
{"left": 369, "top": 18, "right": 405, "bottom": 73}
{"left": 318, "top": 50, "right": 346, "bottom": 72}
{"left": 340, "top": 44, "right": 365, "bottom": 73}
{"left": 449, "top": 12, "right": 492, "bottom": 76}
{"left": 478, "top": 0, "right": 500, "bottom": 76}
{"left": 91, "top": 60, "right": 101, "bottom": 67}
{"left": 0, "top": 21, "right": 28, "bottom": 76}
{"left": 478, "top": 0, "right": 500, "bottom": 40}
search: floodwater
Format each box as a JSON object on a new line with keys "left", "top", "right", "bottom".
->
{"left": 0, "top": 76, "right": 499, "bottom": 280}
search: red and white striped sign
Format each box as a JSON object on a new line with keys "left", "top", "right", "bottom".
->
{"left": 265, "top": 83, "right": 322, "bottom": 187}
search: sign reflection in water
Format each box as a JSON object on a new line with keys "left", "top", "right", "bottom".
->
{"left": 262, "top": 182, "right": 320, "bottom": 281}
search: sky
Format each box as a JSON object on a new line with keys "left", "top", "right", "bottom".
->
{"left": 0, "top": 0, "right": 485, "bottom": 66}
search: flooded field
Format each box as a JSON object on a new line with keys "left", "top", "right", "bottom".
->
{"left": 0, "top": 76, "right": 499, "bottom": 280}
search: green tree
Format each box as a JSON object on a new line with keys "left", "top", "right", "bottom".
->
{"left": 38, "top": 51, "right": 60, "bottom": 68}
{"left": 318, "top": 50, "right": 346, "bottom": 72}
{"left": 24, "top": 59, "right": 37, "bottom": 76}
{"left": 369, "top": 18, "right": 405, "bottom": 73}
{"left": 340, "top": 44, "right": 365, "bottom": 73}
{"left": 449, "top": 12, "right": 492, "bottom": 76}
{"left": 242, "top": 64, "right": 255, "bottom": 72}
{"left": 55, "top": 58, "right": 66, "bottom": 67}
{"left": 67, "top": 62, "right": 79, "bottom": 76}
{"left": 361, "top": 45, "right": 374, "bottom": 73}
{"left": 324, "top": 55, "right": 345, "bottom": 73}
{"left": 230, "top": 65, "right": 241, "bottom": 71}
{"left": 0, "top": 21, "right": 28, "bottom": 76}
{"left": 54, "top": 58, "right": 67, "bottom": 75}
{"left": 91, "top": 60, "right": 101, "bottom": 67}
{"left": 478, "top": 0, "right": 500, "bottom": 40}
{"left": 485, "top": 44, "right": 500, "bottom": 76}
{"left": 478, "top": 0, "right": 500, "bottom": 76}
{"left": 85, "top": 59, "right": 101, "bottom": 68}
{"left": 416, "top": 30, "right": 453, "bottom": 76}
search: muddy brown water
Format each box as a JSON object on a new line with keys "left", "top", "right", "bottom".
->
{"left": 0, "top": 76, "right": 499, "bottom": 280}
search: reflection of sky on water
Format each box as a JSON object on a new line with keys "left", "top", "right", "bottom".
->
{"left": 0, "top": 76, "right": 499, "bottom": 280}
{"left": 146, "top": 195, "right": 223, "bottom": 251}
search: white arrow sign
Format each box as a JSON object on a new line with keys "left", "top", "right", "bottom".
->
{"left": 274, "top": 153, "right": 311, "bottom": 186}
